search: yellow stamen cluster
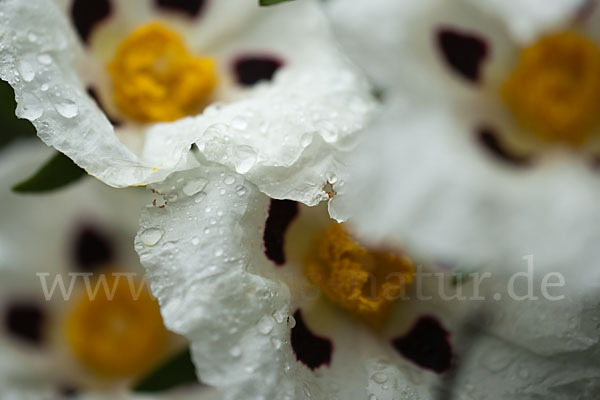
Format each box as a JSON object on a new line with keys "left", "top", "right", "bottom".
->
{"left": 108, "top": 23, "right": 217, "bottom": 123}
{"left": 502, "top": 31, "right": 600, "bottom": 145}
{"left": 305, "top": 224, "right": 414, "bottom": 323}
{"left": 65, "top": 273, "right": 167, "bottom": 377}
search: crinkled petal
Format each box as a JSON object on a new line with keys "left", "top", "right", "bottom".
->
{"left": 0, "top": 0, "right": 374, "bottom": 207}
{"left": 137, "top": 169, "right": 600, "bottom": 399}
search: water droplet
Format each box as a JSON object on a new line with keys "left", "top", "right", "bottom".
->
{"left": 230, "top": 347, "right": 241, "bottom": 358}
{"left": 235, "top": 185, "right": 247, "bottom": 196}
{"left": 300, "top": 133, "right": 313, "bottom": 147}
{"left": 257, "top": 316, "right": 273, "bottom": 335}
{"left": 20, "top": 102, "right": 43, "bottom": 120}
{"left": 214, "top": 248, "right": 224, "bottom": 257}
{"left": 371, "top": 372, "right": 388, "bottom": 384}
{"left": 231, "top": 117, "right": 248, "bottom": 130}
{"left": 167, "top": 193, "right": 178, "bottom": 202}
{"left": 27, "top": 32, "right": 37, "bottom": 42}
{"left": 233, "top": 145, "right": 257, "bottom": 174}
{"left": 272, "top": 310, "right": 285, "bottom": 324}
{"left": 37, "top": 54, "right": 52, "bottom": 65}
{"left": 140, "top": 228, "right": 164, "bottom": 246}
{"left": 40, "top": 84, "right": 49, "bottom": 91}
{"left": 270, "top": 337, "right": 282, "bottom": 349}
{"left": 55, "top": 100, "right": 78, "bottom": 118}
{"left": 480, "top": 347, "right": 513, "bottom": 372}
{"left": 191, "top": 237, "right": 200, "bottom": 246}
{"left": 368, "top": 395, "right": 377, "bottom": 400}
{"left": 194, "top": 192, "right": 207, "bottom": 203}
{"left": 18, "top": 60, "right": 35, "bottom": 82}
{"left": 183, "top": 178, "right": 208, "bottom": 196}
{"left": 286, "top": 315, "right": 296, "bottom": 329}
{"left": 223, "top": 175, "right": 235, "bottom": 185}
{"left": 325, "top": 172, "right": 338, "bottom": 184}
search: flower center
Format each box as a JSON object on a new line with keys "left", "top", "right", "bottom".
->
{"left": 305, "top": 224, "right": 414, "bottom": 323}
{"left": 502, "top": 31, "right": 600, "bottom": 145}
{"left": 65, "top": 273, "right": 168, "bottom": 377}
{"left": 108, "top": 23, "right": 217, "bottom": 123}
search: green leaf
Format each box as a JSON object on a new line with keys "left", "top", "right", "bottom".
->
{"left": 0, "top": 80, "right": 36, "bottom": 149}
{"left": 132, "top": 347, "right": 200, "bottom": 393}
{"left": 12, "top": 151, "right": 86, "bottom": 193}
{"left": 259, "top": 0, "right": 294, "bottom": 6}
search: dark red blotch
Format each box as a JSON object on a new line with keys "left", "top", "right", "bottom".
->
{"left": 155, "top": 0, "right": 207, "bottom": 17}
{"left": 71, "top": 0, "right": 111, "bottom": 44}
{"left": 233, "top": 55, "right": 284, "bottom": 87}
{"left": 437, "top": 28, "right": 489, "bottom": 83}
{"left": 477, "top": 126, "right": 533, "bottom": 167}
{"left": 263, "top": 199, "right": 298, "bottom": 266}
{"left": 290, "top": 310, "right": 333, "bottom": 370}
{"left": 392, "top": 316, "right": 453, "bottom": 374}
{"left": 4, "top": 302, "right": 46, "bottom": 345}
{"left": 72, "top": 224, "right": 114, "bottom": 272}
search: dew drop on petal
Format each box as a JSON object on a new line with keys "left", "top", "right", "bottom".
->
{"left": 182, "top": 178, "right": 208, "bottom": 196}
{"left": 223, "top": 175, "right": 235, "bottom": 185}
{"left": 18, "top": 60, "right": 35, "bottom": 82}
{"left": 231, "top": 116, "right": 248, "bottom": 131}
{"left": 257, "top": 316, "right": 273, "bottom": 335}
{"left": 140, "top": 228, "right": 164, "bottom": 246}
{"left": 191, "top": 237, "right": 200, "bottom": 246}
{"left": 233, "top": 145, "right": 257, "bottom": 174}
{"left": 194, "top": 192, "right": 207, "bottom": 203}
{"left": 235, "top": 185, "right": 247, "bottom": 197}
{"left": 20, "top": 102, "right": 44, "bottom": 120}
{"left": 300, "top": 133, "right": 312, "bottom": 147}
{"left": 272, "top": 310, "right": 285, "bottom": 324}
{"left": 368, "top": 395, "right": 377, "bottom": 400}
{"left": 37, "top": 54, "right": 52, "bottom": 65}
{"left": 270, "top": 337, "right": 282, "bottom": 349}
{"left": 371, "top": 372, "right": 388, "bottom": 384}
{"left": 230, "top": 346, "right": 241, "bottom": 358}
{"left": 55, "top": 100, "right": 79, "bottom": 119}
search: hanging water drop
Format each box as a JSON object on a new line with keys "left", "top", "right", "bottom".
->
{"left": 140, "top": 228, "right": 164, "bottom": 246}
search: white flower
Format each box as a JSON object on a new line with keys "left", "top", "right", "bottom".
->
{"left": 135, "top": 162, "right": 600, "bottom": 400}
{"left": 0, "top": 0, "right": 374, "bottom": 208}
{"left": 0, "top": 140, "right": 217, "bottom": 398}
{"left": 324, "top": 0, "right": 600, "bottom": 285}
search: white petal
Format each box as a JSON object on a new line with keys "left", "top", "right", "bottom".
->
{"left": 465, "top": 0, "right": 587, "bottom": 43}
{"left": 1, "top": 0, "right": 374, "bottom": 207}
{"left": 331, "top": 97, "right": 600, "bottom": 290}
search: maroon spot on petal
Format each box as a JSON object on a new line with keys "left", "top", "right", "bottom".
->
{"left": 392, "top": 316, "right": 453, "bottom": 374}
{"left": 263, "top": 199, "right": 298, "bottom": 266}
{"left": 4, "top": 302, "right": 45, "bottom": 345}
{"left": 155, "top": 0, "right": 207, "bottom": 17}
{"left": 577, "top": 0, "right": 598, "bottom": 21}
{"left": 72, "top": 225, "right": 114, "bottom": 272}
{"left": 71, "top": 0, "right": 111, "bottom": 44}
{"left": 233, "top": 55, "right": 284, "bottom": 87}
{"left": 59, "top": 386, "right": 79, "bottom": 398}
{"left": 477, "top": 126, "right": 534, "bottom": 167}
{"left": 290, "top": 310, "right": 333, "bottom": 370}
{"left": 436, "top": 28, "right": 489, "bottom": 83}
{"left": 87, "top": 87, "right": 122, "bottom": 127}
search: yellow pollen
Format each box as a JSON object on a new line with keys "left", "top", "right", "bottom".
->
{"left": 108, "top": 23, "right": 217, "bottom": 123}
{"left": 65, "top": 273, "right": 168, "bottom": 377}
{"left": 305, "top": 224, "right": 414, "bottom": 323}
{"left": 502, "top": 31, "right": 600, "bottom": 145}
